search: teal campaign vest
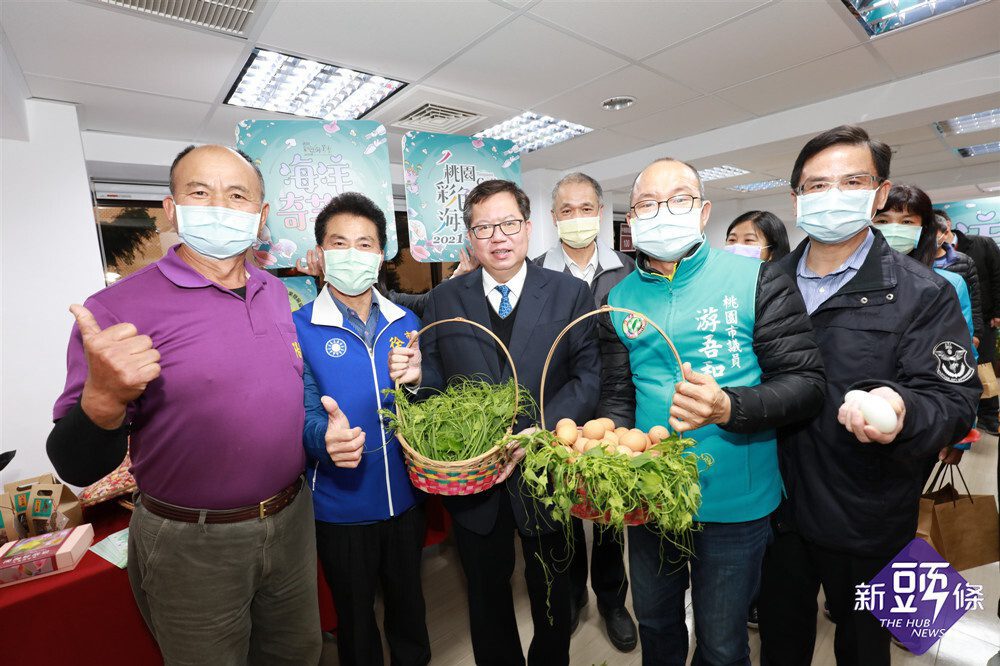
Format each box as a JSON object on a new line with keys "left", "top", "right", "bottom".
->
{"left": 608, "top": 241, "right": 780, "bottom": 523}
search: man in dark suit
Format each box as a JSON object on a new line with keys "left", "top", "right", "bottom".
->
{"left": 391, "top": 179, "right": 600, "bottom": 666}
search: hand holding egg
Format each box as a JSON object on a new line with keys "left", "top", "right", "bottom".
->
{"left": 838, "top": 387, "right": 905, "bottom": 445}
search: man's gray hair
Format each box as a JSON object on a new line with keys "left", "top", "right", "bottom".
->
{"left": 551, "top": 172, "right": 604, "bottom": 209}
{"left": 630, "top": 157, "right": 705, "bottom": 204}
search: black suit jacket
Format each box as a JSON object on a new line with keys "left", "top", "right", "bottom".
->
{"left": 420, "top": 263, "right": 601, "bottom": 537}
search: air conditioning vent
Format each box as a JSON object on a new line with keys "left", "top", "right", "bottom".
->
{"left": 394, "top": 103, "right": 483, "bottom": 133}
{"left": 95, "top": 0, "right": 258, "bottom": 36}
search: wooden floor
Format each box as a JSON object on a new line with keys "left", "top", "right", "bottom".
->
{"left": 321, "top": 431, "right": 999, "bottom": 665}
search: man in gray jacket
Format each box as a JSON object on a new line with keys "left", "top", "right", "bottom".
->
{"left": 532, "top": 172, "right": 636, "bottom": 651}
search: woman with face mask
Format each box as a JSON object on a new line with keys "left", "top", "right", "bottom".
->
{"left": 873, "top": 184, "right": 983, "bottom": 351}
{"left": 724, "top": 211, "right": 791, "bottom": 262}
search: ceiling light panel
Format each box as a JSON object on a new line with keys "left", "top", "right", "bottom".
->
{"left": 475, "top": 112, "right": 592, "bottom": 154}
{"left": 841, "top": 0, "right": 988, "bottom": 37}
{"left": 935, "top": 108, "right": 1000, "bottom": 136}
{"left": 956, "top": 141, "right": 1000, "bottom": 158}
{"left": 225, "top": 48, "right": 405, "bottom": 120}
{"left": 697, "top": 165, "right": 749, "bottom": 181}
{"left": 727, "top": 179, "right": 790, "bottom": 192}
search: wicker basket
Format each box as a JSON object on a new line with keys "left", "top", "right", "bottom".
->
{"left": 539, "top": 305, "right": 685, "bottom": 525}
{"left": 395, "top": 317, "right": 519, "bottom": 496}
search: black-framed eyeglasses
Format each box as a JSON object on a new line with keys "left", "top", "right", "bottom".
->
{"left": 469, "top": 219, "right": 524, "bottom": 240}
{"left": 630, "top": 195, "right": 700, "bottom": 220}
{"left": 794, "top": 174, "right": 883, "bottom": 196}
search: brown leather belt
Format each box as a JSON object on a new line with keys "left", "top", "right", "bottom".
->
{"left": 140, "top": 477, "right": 303, "bottom": 524}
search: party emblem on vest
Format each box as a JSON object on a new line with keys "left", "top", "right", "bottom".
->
{"left": 325, "top": 338, "right": 348, "bottom": 358}
{"left": 622, "top": 313, "right": 647, "bottom": 339}
{"left": 931, "top": 341, "right": 974, "bottom": 383}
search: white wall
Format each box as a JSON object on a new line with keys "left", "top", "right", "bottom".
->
{"left": 1, "top": 100, "right": 106, "bottom": 487}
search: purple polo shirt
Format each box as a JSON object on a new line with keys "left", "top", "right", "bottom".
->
{"left": 53, "top": 246, "right": 306, "bottom": 509}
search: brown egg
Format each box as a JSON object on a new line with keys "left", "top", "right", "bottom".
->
{"left": 620, "top": 430, "right": 648, "bottom": 453}
{"left": 583, "top": 440, "right": 601, "bottom": 452}
{"left": 614, "top": 427, "right": 629, "bottom": 437}
{"left": 582, "top": 420, "right": 606, "bottom": 440}
{"left": 597, "top": 417, "right": 616, "bottom": 432}
{"left": 573, "top": 437, "right": 588, "bottom": 453}
{"left": 554, "top": 419, "right": 578, "bottom": 446}
{"left": 603, "top": 431, "right": 619, "bottom": 445}
{"left": 648, "top": 425, "right": 670, "bottom": 445}
{"left": 616, "top": 444, "right": 634, "bottom": 457}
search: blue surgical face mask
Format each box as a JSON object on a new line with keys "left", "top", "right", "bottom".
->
{"left": 878, "top": 223, "right": 922, "bottom": 254}
{"left": 722, "top": 243, "right": 764, "bottom": 260}
{"left": 175, "top": 205, "right": 261, "bottom": 259}
{"left": 795, "top": 188, "right": 877, "bottom": 244}
{"left": 324, "top": 248, "right": 382, "bottom": 297}
{"left": 630, "top": 207, "right": 704, "bottom": 262}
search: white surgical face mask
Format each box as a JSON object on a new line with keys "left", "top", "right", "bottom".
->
{"left": 722, "top": 243, "right": 764, "bottom": 260}
{"left": 175, "top": 205, "right": 261, "bottom": 259}
{"left": 878, "top": 223, "right": 922, "bottom": 254}
{"left": 630, "top": 207, "right": 704, "bottom": 262}
{"left": 324, "top": 248, "right": 381, "bottom": 296}
{"left": 557, "top": 216, "right": 600, "bottom": 249}
{"left": 795, "top": 188, "right": 877, "bottom": 244}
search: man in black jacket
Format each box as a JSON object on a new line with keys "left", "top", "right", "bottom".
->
{"left": 758, "top": 126, "right": 981, "bottom": 666}
{"left": 395, "top": 179, "right": 600, "bottom": 666}
{"left": 938, "top": 209, "right": 1000, "bottom": 434}
{"left": 531, "top": 172, "right": 637, "bottom": 651}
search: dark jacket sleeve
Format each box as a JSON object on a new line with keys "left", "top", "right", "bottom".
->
{"left": 302, "top": 360, "right": 331, "bottom": 464}
{"left": 961, "top": 258, "right": 985, "bottom": 341}
{"left": 980, "top": 236, "right": 1000, "bottom": 320}
{"left": 537, "top": 281, "right": 601, "bottom": 430}
{"left": 416, "top": 288, "right": 446, "bottom": 395}
{"left": 721, "top": 263, "right": 826, "bottom": 434}
{"left": 853, "top": 279, "right": 980, "bottom": 460}
{"left": 46, "top": 401, "right": 128, "bottom": 487}
{"left": 597, "top": 298, "right": 636, "bottom": 429}
{"left": 388, "top": 291, "right": 429, "bottom": 319}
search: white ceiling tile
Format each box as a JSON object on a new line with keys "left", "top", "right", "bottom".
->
{"left": 527, "top": 1, "right": 768, "bottom": 60}
{"left": 3, "top": 1, "right": 246, "bottom": 102}
{"left": 643, "top": 0, "right": 864, "bottom": 93}
{"left": 258, "top": 1, "right": 513, "bottom": 83}
{"left": 871, "top": 2, "right": 1000, "bottom": 79}
{"left": 195, "top": 104, "right": 293, "bottom": 145}
{"left": 889, "top": 153, "right": 962, "bottom": 175}
{"left": 876, "top": 125, "right": 943, "bottom": 146}
{"left": 890, "top": 139, "right": 951, "bottom": 160}
{"left": 610, "top": 95, "right": 753, "bottom": 144}
{"left": 532, "top": 65, "right": 701, "bottom": 129}
{"left": 940, "top": 126, "right": 1000, "bottom": 150}
{"left": 26, "top": 75, "right": 211, "bottom": 140}
{"left": 364, "top": 84, "right": 519, "bottom": 136}
{"left": 519, "top": 129, "right": 648, "bottom": 171}
{"left": 423, "top": 16, "right": 628, "bottom": 109}
{"left": 714, "top": 46, "right": 895, "bottom": 116}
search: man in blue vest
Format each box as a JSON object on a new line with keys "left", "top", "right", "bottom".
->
{"left": 599, "top": 158, "right": 825, "bottom": 666}
{"left": 294, "top": 192, "right": 430, "bottom": 666}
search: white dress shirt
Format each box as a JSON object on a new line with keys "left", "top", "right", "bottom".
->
{"left": 482, "top": 261, "right": 528, "bottom": 315}
{"left": 560, "top": 245, "right": 600, "bottom": 285}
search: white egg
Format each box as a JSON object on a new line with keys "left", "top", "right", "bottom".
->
{"left": 842, "top": 390, "right": 898, "bottom": 434}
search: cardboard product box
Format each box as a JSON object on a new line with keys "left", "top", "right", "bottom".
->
{"left": 0, "top": 494, "right": 21, "bottom": 546}
{"left": 0, "top": 523, "right": 94, "bottom": 587}
{"left": 26, "top": 482, "right": 82, "bottom": 536}
{"left": 3, "top": 474, "right": 56, "bottom": 538}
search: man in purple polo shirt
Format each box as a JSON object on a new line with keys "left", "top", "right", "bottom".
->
{"left": 47, "top": 144, "right": 321, "bottom": 665}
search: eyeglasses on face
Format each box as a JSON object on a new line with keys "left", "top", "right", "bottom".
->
{"left": 630, "top": 194, "right": 700, "bottom": 220}
{"left": 469, "top": 219, "right": 524, "bottom": 240}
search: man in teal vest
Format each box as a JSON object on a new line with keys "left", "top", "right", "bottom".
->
{"left": 599, "top": 158, "right": 825, "bottom": 666}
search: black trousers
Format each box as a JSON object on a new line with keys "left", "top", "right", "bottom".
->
{"left": 569, "top": 516, "right": 628, "bottom": 608}
{"left": 315, "top": 504, "right": 431, "bottom": 666}
{"left": 758, "top": 530, "right": 890, "bottom": 666}
{"left": 451, "top": 495, "right": 573, "bottom": 666}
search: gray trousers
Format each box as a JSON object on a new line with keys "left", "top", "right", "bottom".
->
{"left": 128, "top": 484, "right": 322, "bottom": 666}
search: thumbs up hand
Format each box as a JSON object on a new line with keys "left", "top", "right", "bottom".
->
{"left": 71, "top": 304, "right": 161, "bottom": 429}
{"left": 321, "top": 396, "right": 365, "bottom": 468}
{"left": 668, "top": 362, "right": 732, "bottom": 433}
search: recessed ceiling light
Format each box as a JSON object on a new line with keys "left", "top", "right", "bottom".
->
{"left": 841, "top": 0, "right": 988, "bottom": 37}
{"left": 475, "top": 112, "right": 592, "bottom": 154}
{"left": 727, "top": 179, "right": 791, "bottom": 193}
{"left": 602, "top": 96, "right": 636, "bottom": 111}
{"left": 935, "top": 108, "right": 1000, "bottom": 136}
{"left": 956, "top": 141, "right": 1000, "bottom": 158}
{"left": 697, "top": 165, "right": 750, "bottom": 181}
{"left": 225, "top": 48, "right": 406, "bottom": 119}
